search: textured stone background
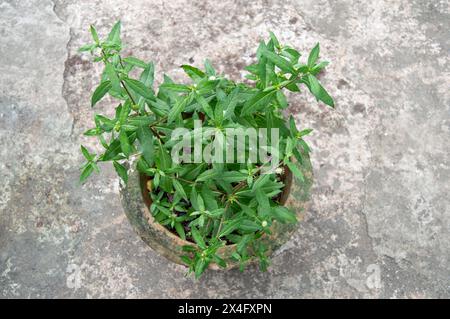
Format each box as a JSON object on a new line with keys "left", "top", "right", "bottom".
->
{"left": 0, "top": 0, "right": 449, "bottom": 298}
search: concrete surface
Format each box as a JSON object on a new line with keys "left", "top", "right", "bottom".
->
{"left": 0, "top": 0, "right": 449, "bottom": 298}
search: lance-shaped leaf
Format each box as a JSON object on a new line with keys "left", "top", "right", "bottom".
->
{"left": 307, "top": 43, "right": 320, "bottom": 68}
{"left": 167, "top": 94, "right": 190, "bottom": 124}
{"left": 101, "top": 138, "right": 121, "bottom": 161}
{"left": 196, "top": 169, "right": 217, "bottom": 182}
{"left": 218, "top": 219, "right": 243, "bottom": 238}
{"left": 272, "top": 206, "right": 297, "bottom": 223}
{"left": 160, "top": 83, "right": 191, "bottom": 93}
{"left": 107, "top": 21, "right": 121, "bottom": 46}
{"left": 173, "top": 179, "right": 188, "bottom": 200}
{"left": 204, "top": 59, "right": 216, "bottom": 76}
{"left": 286, "top": 161, "right": 304, "bottom": 182}
{"left": 136, "top": 125, "right": 154, "bottom": 166}
{"left": 119, "top": 129, "right": 131, "bottom": 157}
{"left": 104, "top": 62, "right": 121, "bottom": 92}
{"left": 81, "top": 145, "right": 94, "bottom": 161}
{"left": 175, "top": 223, "right": 186, "bottom": 240}
{"left": 91, "top": 80, "right": 112, "bottom": 107}
{"left": 123, "top": 56, "right": 147, "bottom": 69}
{"left": 255, "top": 188, "right": 270, "bottom": 210}
{"left": 306, "top": 74, "right": 335, "bottom": 107}
{"left": 89, "top": 25, "right": 99, "bottom": 44}
{"left": 181, "top": 65, "right": 205, "bottom": 81}
{"left": 261, "top": 49, "right": 296, "bottom": 74}
{"left": 240, "top": 89, "right": 276, "bottom": 116}
{"left": 139, "top": 62, "right": 155, "bottom": 87}
{"left": 195, "top": 94, "right": 214, "bottom": 119}
{"left": 221, "top": 171, "right": 247, "bottom": 183}
{"left": 222, "top": 87, "right": 240, "bottom": 119}
{"left": 113, "top": 161, "right": 128, "bottom": 184}
{"left": 191, "top": 227, "right": 206, "bottom": 249}
{"left": 123, "top": 78, "right": 154, "bottom": 100}
{"left": 80, "top": 163, "right": 94, "bottom": 184}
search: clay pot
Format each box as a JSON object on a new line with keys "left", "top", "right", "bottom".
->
{"left": 120, "top": 157, "right": 312, "bottom": 270}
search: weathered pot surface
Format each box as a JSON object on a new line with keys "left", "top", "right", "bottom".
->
{"left": 120, "top": 157, "right": 313, "bottom": 270}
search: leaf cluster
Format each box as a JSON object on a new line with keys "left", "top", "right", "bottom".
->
{"left": 79, "top": 22, "right": 334, "bottom": 278}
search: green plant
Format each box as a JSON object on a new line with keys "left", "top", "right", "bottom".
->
{"left": 79, "top": 21, "right": 334, "bottom": 278}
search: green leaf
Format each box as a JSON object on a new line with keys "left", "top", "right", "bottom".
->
{"left": 191, "top": 227, "right": 206, "bottom": 249}
{"left": 123, "top": 56, "right": 147, "bottom": 68}
{"left": 201, "top": 185, "right": 218, "bottom": 210}
{"left": 310, "top": 61, "right": 329, "bottom": 75}
{"left": 156, "top": 140, "right": 172, "bottom": 170}
{"left": 139, "top": 62, "right": 155, "bottom": 87}
{"left": 101, "top": 138, "right": 122, "bottom": 161}
{"left": 308, "top": 43, "right": 320, "bottom": 68}
{"left": 240, "top": 89, "right": 276, "bottom": 116}
{"left": 251, "top": 173, "right": 271, "bottom": 191}
{"left": 167, "top": 95, "right": 190, "bottom": 124}
{"left": 289, "top": 115, "right": 299, "bottom": 136}
{"left": 136, "top": 125, "right": 154, "bottom": 166}
{"left": 261, "top": 49, "right": 296, "bottom": 74}
{"left": 221, "top": 171, "right": 247, "bottom": 183}
{"left": 80, "top": 163, "right": 94, "bottom": 183}
{"left": 307, "top": 74, "right": 321, "bottom": 97}
{"left": 239, "top": 219, "right": 261, "bottom": 232}
{"left": 299, "top": 128, "right": 313, "bottom": 137}
{"left": 113, "top": 161, "right": 128, "bottom": 184}
{"left": 195, "top": 94, "right": 214, "bottom": 119}
{"left": 181, "top": 65, "right": 206, "bottom": 80}
{"left": 255, "top": 188, "right": 270, "bottom": 210}
{"left": 160, "top": 83, "right": 191, "bottom": 93}
{"left": 282, "top": 47, "right": 301, "bottom": 64}
{"left": 272, "top": 206, "right": 297, "bottom": 223}
{"left": 299, "top": 139, "right": 311, "bottom": 153}
{"left": 218, "top": 219, "right": 242, "bottom": 238}
{"left": 276, "top": 90, "right": 288, "bottom": 108}
{"left": 194, "top": 258, "right": 207, "bottom": 279}
{"left": 286, "top": 161, "right": 304, "bottom": 182}
{"left": 223, "top": 87, "right": 240, "bottom": 119}
{"left": 269, "top": 31, "right": 280, "bottom": 49}
{"left": 306, "top": 74, "right": 334, "bottom": 107}
{"left": 78, "top": 44, "right": 96, "bottom": 52}
{"left": 119, "top": 101, "right": 130, "bottom": 124}
{"left": 123, "top": 78, "right": 154, "bottom": 100}
{"left": 89, "top": 25, "right": 99, "bottom": 43}
{"left": 204, "top": 59, "right": 216, "bottom": 76}
{"left": 190, "top": 187, "right": 200, "bottom": 211}
{"left": 175, "top": 222, "right": 186, "bottom": 240}
{"left": 107, "top": 21, "right": 121, "bottom": 45}
{"left": 119, "top": 129, "right": 131, "bottom": 156}
{"left": 91, "top": 80, "right": 112, "bottom": 107}
{"left": 104, "top": 62, "right": 121, "bottom": 92}
{"left": 173, "top": 179, "right": 188, "bottom": 200}
{"left": 196, "top": 169, "right": 217, "bottom": 182}
{"left": 81, "top": 145, "right": 93, "bottom": 161}
{"left": 180, "top": 255, "right": 192, "bottom": 266}
{"left": 213, "top": 255, "right": 227, "bottom": 268}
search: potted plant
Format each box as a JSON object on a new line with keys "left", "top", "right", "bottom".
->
{"left": 79, "top": 21, "right": 334, "bottom": 278}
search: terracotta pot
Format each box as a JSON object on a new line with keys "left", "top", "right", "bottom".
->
{"left": 120, "top": 157, "right": 313, "bottom": 270}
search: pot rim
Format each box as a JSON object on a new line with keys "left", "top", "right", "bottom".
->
{"left": 138, "top": 164, "right": 294, "bottom": 250}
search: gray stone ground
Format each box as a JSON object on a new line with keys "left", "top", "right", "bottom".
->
{"left": 0, "top": 0, "right": 449, "bottom": 298}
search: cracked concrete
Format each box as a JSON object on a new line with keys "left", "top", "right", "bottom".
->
{"left": 1, "top": 0, "right": 449, "bottom": 298}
